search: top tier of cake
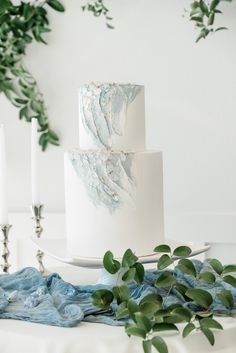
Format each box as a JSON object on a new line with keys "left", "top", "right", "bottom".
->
{"left": 79, "top": 82, "right": 146, "bottom": 151}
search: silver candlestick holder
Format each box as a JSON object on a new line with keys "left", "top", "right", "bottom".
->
{"left": 30, "top": 205, "right": 46, "bottom": 275}
{"left": 0, "top": 224, "right": 12, "bottom": 274}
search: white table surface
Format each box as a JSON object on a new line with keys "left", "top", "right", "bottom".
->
{"left": 0, "top": 265, "right": 235, "bottom": 353}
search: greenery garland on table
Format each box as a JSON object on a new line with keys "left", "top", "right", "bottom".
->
{"left": 0, "top": 0, "right": 233, "bottom": 150}
{"left": 92, "top": 245, "right": 236, "bottom": 353}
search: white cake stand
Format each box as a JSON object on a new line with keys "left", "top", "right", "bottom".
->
{"left": 31, "top": 237, "right": 210, "bottom": 269}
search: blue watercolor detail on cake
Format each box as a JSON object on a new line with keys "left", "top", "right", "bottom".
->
{"left": 70, "top": 151, "right": 135, "bottom": 212}
{"left": 80, "top": 83, "right": 142, "bottom": 148}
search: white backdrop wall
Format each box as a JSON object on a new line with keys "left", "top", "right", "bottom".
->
{"left": 0, "top": 0, "right": 236, "bottom": 241}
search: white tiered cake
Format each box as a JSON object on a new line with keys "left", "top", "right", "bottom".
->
{"left": 64, "top": 83, "right": 164, "bottom": 258}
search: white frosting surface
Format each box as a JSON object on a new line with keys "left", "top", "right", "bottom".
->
{"left": 65, "top": 82, "right": 164, "bottom": 258}
{"left": 79, "top": 83, "right": 146, "bottom": 151}
{"left": 64, "top": 151, "right": 164, "bottom": 258}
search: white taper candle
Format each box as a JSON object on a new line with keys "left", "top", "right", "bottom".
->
{"left": 31, "top": 118, "right": 40, "bottom": 206}
{"left": 0, "top": 125, "right": 8, "bottom": 225}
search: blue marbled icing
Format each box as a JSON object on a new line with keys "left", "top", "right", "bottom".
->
{"left": 70, "top": 151, "right": 135, "bottom": 212}
{"left": 80, "top": 83, "right": 142, "bottom": 148}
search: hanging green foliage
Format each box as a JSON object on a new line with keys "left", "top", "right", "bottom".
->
{"left": 81, "top": 0, "right": 233, "bottom": 42}
{"left": 189, "top": 0, "right": 233, "bottom": 42}
{"left": 0, "top": 0, "right": 64, "bottom": 150}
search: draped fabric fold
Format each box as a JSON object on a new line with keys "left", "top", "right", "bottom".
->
{"left": 0, "top": 261, "right": 235, "bottom": 328}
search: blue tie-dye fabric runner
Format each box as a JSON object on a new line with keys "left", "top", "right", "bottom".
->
{"left": 0, "top": 260, "right": 235, "bottom": 327}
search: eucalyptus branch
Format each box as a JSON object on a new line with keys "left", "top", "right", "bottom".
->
{"left": 81, "top": 0, "right": 233, "bottom": 41}
{"left": 82, "top": 0, "right": 114, "bottom": 29}
{"left": 0, "top": 0, "right": 64, "bottom": 150}
{"left": 189, "top": 0, "right": 233, "bottom": 42}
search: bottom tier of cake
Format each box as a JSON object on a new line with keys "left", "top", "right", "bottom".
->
{"left": 64, "top": 150, "right": 164, "bottom": 258}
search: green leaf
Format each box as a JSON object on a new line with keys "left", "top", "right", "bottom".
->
{"left": 217, "top": 289, "right": 234, "bottom": 309}
{"left": 171, "top": 307, "right": 192, "bottom": 323}
{"left": 191, "top": 16, "right": 204, "bottom": 22}
{"left": 0, "top": 0, "right": 11, "bottom": 15}
{"left": 200, "top": 327, "right": 215, "bottom": 346}
{"left": 103, "top": 251, "right": 121, "bottom": 274}
{"left": 0, "top": 80, "right": 13, "bottom": 92}
{"left": 209, "top": 259, "right": 223, "bottom": 275}
{"left": 151, "top": 336, "right": 168, "bottom": 353}
{"left": 48, "top": 129, "right": 59, "bottom": 141}
{"left": 22, "top": 88, "right": 33, "bottom": 99}
{"left": 92, "top": 289, "right": 114, "bottom": 309}
{"left": 215, "top": 27, "right": 228, "bottom": 32}
{"left": 127, "top": 299, "right": 139, "bottom": 321}
{"left": 116, "top": 302, "right": 129, "bottom": 320}
{"left": 185, "top": 288, "right": 213, "bottom": 309}
{"left": 133, "top": 262, "right": 145, "bottom": 284}
{"left": 190, "top": 7, "right": 202, "bottom": 16}
{"left": 140, "top": 293, "right": 163, "bottom": 306}
{"left": 198, "top": 272, "right": 215, "bottom": 284}
{"left": 191, "top": 1, "right": 201, "bottom": 10}
{"left": 168, "top": 303, "right": 183, "bottom": 311}
{"left": 210, "top": 0, "right": 220, "bottom": 11}
{"left": 122, "top": 249, "right": 138, "bottom": 267}
{"left": 154, "top": 309, "right": 170, "bottom": 322}
{"left": 140, "top": 302, "right": 160, "bottom": 318}
{"left": 222, "top": 275, "right": 236, "bottom": 288}
{"left": 125, "top": 325, "right": 146, "bottom": 339}
{"left": 46, "top": 0, "right": 65, "bottom": 12}
{"left": 182, "top": 322, "right": 195, "bottom": 338}
{"left": 31, "top": 100, "right": 42, "bottom": 113}
{"left": 39, "top": 133, "right": 49, "bottom": 147}
{"left": 112, "top": 285, "right": 130, "bottom": 304}
{"left": 195, "top": 311, "right": 213, "bottom": 318}
{"left": 134, "top": 312, "right": 152, "bottom": 333}
{"left": 15, "top": 98, "right": 28, "bottom": 104}
{"left": 222, "top": 265, "right": 236, "bottom": 274}
{"left": 19, "top": 106, "right": 29, "bottom": 120}
{"left": 122, "top": 268, "right": 136, "bottom": 283}
{"left": 157, "top": 254, "right": 173, "bottom": 270}
{"left": 143, "top": 340, "right": 152, "bottom": 353}
{"left": 155, "top": 272, "right": 176, "bottom": 288}
{"left": 207, "top": 12, "right": 215, "bottom": 25}
{"left": 200, "top": 318, "right": 223, "bottom": 330}
{"left": 139, "top": 294, "right": 163, "bottom": 318}
{"left": 176, "top": 259, "right": 196, "bottom": 277}
{"left": 196, "top": 27, "right": 210, "bottom": 42}
{"left": 23, "top": 3, "right": 35, "bottom": 21}
{"left": 153, "top": 245, "right": 171, "bottom": 253}
{"left": 153, "top": 323, "right": 178, "bottom": 332}
{"left": 173, "top": 246, "right": 192, "bottom": 257}
{"left": 200, "top": 0, "right": 209, "bottom": 15}
{"left": 40, "top": 135, "right": 49, "bottom": 151}
{"left": 48, "top": 137, "right": 60, "bottom": 146}
{"left": 106, "top": 23, "right": 114, "bottom": 29}
{"left": 174, "top": 284, "right": 188, "bottom": 296}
